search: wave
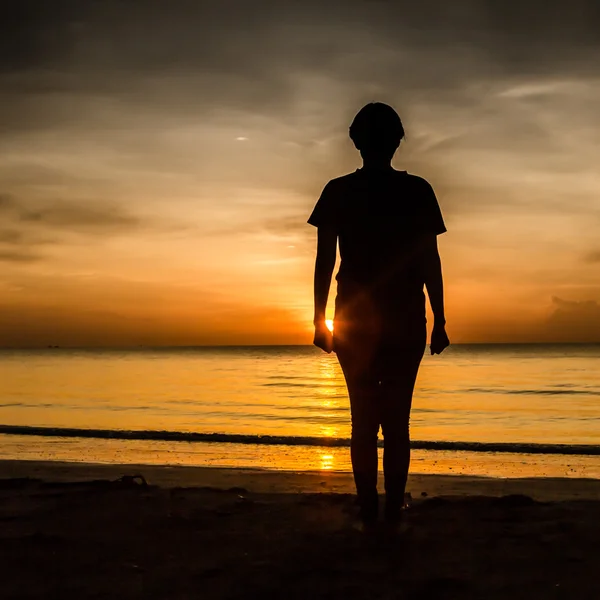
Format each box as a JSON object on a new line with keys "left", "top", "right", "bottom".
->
{"left": 465, "top": 387, "right": 600, "bottom": 396}
{"left": 1, "top": 424, "right": 599, "bottom": 456}
{"left": 262, "top": 383, "right": 320, "bottom": 388}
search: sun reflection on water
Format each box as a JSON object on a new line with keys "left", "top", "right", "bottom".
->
{"left": 318, "top": 353, "right": 338, "bottom": 379}
{"left": 319, "top": 453, "right": 335, "bottom": 470}
{"left": 319, "top": 425, "right": 340, "bottom": 438}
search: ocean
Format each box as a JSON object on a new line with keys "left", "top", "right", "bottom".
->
{"left": 1, "top": 344, "right": 599, "bottom": 478}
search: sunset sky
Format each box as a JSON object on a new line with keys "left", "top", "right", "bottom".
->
{"left": 1, "top": 0, "right": 600, "bottom": 346}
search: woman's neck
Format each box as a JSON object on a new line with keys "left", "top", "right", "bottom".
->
{"left": 361, "top": 161, "right": 394, "bottom": 171}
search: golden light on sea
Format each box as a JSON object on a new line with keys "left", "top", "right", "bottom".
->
{"left": 319, "top": 454, "right": 335, "bottom": 471}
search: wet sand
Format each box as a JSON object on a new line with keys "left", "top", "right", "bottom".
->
{"left": 1, "top": 460, "right": 599, "bottom": 599}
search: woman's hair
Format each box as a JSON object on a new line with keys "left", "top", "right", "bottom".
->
{"left": 349, "top": 103, "right": 405, "bottom": 151}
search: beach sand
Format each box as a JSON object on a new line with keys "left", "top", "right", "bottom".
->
{"left": 1, "top": 460, "right": 599, "bottom": 599}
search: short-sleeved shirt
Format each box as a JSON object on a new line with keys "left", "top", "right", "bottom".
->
{"left": 308, "top": 168, "right": 446, "bottom": 338}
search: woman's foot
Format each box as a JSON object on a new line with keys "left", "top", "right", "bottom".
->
{"left": 383, "top": 493, "right": 411, "bottom": 534}
{"left": 352, "top": 495, "right": 379, "bottom": 533}
{"left": 352, "top": 516, "right": 378, "bottom": 534}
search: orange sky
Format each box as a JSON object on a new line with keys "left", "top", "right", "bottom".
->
{"left": 1, "top": 1, "right": 600, "bottom": 346}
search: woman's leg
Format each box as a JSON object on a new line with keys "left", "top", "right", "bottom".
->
{"left": 337, "top": 344, "right": 380, "bottom": 522}
{"left": 378, "top": 342, "right": 425, "bottom": 519}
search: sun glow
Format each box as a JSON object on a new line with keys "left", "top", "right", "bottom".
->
{"left": 325, "top": 319, "right": 334, "bottom": 332}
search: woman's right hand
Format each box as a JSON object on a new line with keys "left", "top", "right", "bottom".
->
{"left": 430, "top": 323, "right": 450, "bottom": 355}
{"left": 313, "top": 321, "right": 334, "bottom": 354}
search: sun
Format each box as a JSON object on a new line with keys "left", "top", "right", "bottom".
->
{"left": 325, "top": 319, "right": 334, "bottom": 332}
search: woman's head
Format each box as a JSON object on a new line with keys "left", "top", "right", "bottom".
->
{"left": 349, "top": 103, "right": 404, "bottom": 162}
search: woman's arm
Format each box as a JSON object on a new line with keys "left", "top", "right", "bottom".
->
{"left": 423, "top": 235, "right": 450, "bottom": 355}
{"left": 313, "top": 227, "right": 337, "bottom": 352}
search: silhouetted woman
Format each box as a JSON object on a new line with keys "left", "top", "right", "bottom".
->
{"left": 308, "top": 103, "right": 449, "bottom": 529}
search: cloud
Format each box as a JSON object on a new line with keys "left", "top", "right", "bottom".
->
{"left": 546, "top": 296, "right": 600, "bottom": 342}
{"left": 20, "top": 201, "right": 140, "bottom": 230}
{"left": 0, "top": 196, "right": 55, "bottom": 263}
{"left": 0, "top": 192, "right": 154, "bottom": 263}
{"left": 585, "top": 250, "right": 600, "bottom": 263}
{"left": 5, "top": 1, "right": 600, "bottom": 72}
{"left": 2, "top": 191, "right": 139, "bottom": 226}
{"left": 0, "top": 192, "right": 140, "bottom": 230}
{"left": 0, "top": 249, "right": 42, "bottom": 263}
{"left": 0, "top": 229, "right": 24, "bottom": 244}
{"left": 3, "top": 1, "right": 600, "bottom": 122}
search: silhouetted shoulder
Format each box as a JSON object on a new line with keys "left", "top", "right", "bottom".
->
{"left": 405, "top": 174, "right": 447, "bottom": 235}
{"left": 307, "top": 172, "right": 359, "bottom": 229}
{"left": 405, "top": 173, "right": 435, "bottom": 193}
{"left": 324, "top": 171, "right": 362, "bottom": 192}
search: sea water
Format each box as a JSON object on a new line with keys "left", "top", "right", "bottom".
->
{"left": 1, "top": 345, "right": 599, "bottom": 478}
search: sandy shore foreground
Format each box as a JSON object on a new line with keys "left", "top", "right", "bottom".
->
{"left": 1, "top": 460, "right": 599, "bottom": 599}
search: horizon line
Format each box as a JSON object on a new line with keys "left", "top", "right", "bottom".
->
{"left": 1, "top": 341, "right": 600, "bottom": 350}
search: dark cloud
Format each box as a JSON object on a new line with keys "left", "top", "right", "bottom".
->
{"left": 0, "top": 195, "right": 52, "bottom": 262}
{"left": 0, "top": 188, "right": 192, "bottom": 263}
{"left": 0, "top": 193, "right": 13, "bottom": 207}
{"left": 0, "top": 229, "right": 24, "bottom": 244}
{"left": 0, "top": 2, "right": 78, "bottom": 73}
{"left": 21, "top": 202, "right": 140, "bottom": 230}
{"left": 584, "top": 250, "right": 600, "bottom": 263}
{"left": 0, "top": 193, "right": 140, "bottom": 231}
{"left": 0, "top": 249, "right": 42, "bottom": 263}
{"left": 0, "top": 192, "right": 156, "bottom": 262}
{"left": 4, "top": 1, "right": 600, "bottom": 73}
{"left": 546, "top": 296, "right": 600, "bottom": 342}
{"left": 0, "top": 227, "right": 49, "bottom": 263}
{"left": 2, "top": 0, "right": 600, "bottom": 130}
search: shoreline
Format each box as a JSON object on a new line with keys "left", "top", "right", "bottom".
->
{"left": 2, "top": 459, "right": 600, "bottom": 501}
{"left": 2, "top": 425, "right": 600, "bottom": 455}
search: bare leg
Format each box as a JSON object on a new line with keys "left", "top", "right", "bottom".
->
{"left": 379, "top": 345, "right": 424, "bottom": 519}
{"left": 337, "top": 345, "right": 380, "bottom": 523}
